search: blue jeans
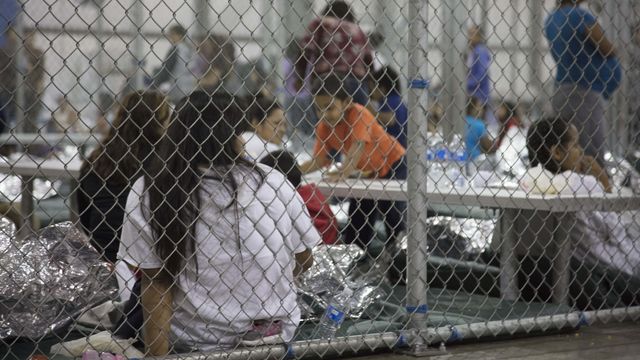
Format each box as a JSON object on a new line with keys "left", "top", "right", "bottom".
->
{"left": 344, "top": 157, "right": 407, "bottom": 250}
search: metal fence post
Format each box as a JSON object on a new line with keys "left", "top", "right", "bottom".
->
{"left": 406, "top": 0, "right": 430, "bottom": 352}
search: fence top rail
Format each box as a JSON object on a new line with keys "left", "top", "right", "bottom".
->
{"left": 0, "top": 133, "right": 100, "bottom": 147}
{"left": 0, "top": 156, "right": 83, "bottom": 178}
{"left": 313, "top": 178, "right": 640, "bottom": 213}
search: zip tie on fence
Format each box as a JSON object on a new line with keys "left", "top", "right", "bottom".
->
{"left": 394, "top": 330, "right": 409, "bottom": 348}
{"left": 408, "top": 78, "right": 430, "bottom": 89}
{"left": 284, "top": 342, "right": 295, "bottom": 359}
{"left": 578, "top": 312, "right": 589, "bottom": 328}
{"left": 448, "top": 325, "right": 463, "bottom": 342}
{"left": 405, "top": 304, "right": 429, "bottom": 314}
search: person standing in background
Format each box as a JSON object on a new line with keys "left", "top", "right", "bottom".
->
{"left": 467, "top": 25, "right": 492, "bottom": 118}
{"left": 150, "top": 24, "right": 194, "bottom": 103}
{"left": 545, "top": 0, "right": 621, "bottom": 166}
{"left": 296, "top": 0, "right": 373, "bottom": 106}
{"left": 0, "top": 27, "right": 18, "bottom": 128}
{"left": 629, "top": 23, "right": 640, "bottom": 150}
{"left": 283, "top": 38, "right": 317, "bottom": 140}
{"left": 23, "top": 30, "right": 45, "bottom": 134}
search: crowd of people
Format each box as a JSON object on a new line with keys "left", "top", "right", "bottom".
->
{"left": 1, "top": 0, "right": 639, "bottom": 355}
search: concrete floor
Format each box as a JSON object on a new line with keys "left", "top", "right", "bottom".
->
{"left": 349, "top": 322, "right": 640, "bottom": 360}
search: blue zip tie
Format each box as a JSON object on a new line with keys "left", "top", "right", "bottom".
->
{"left": 578, "top": 312, "right": 589, "bottom": 327}
{"left": 405, "top": 304, "right": 429, "bottom": 314}
{"left": 284, "top": 343, "right": 295, "bottom": 359}
{"left": 394, "top": 331, "right": 409, "bottom": 348}
{"left": 448, "top": 326, "right": 463, "bottom": 342}
{"left": 408, "top": 78, "right": 430, "bottom": 89}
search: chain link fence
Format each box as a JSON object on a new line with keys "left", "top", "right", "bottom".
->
{"left": 1, "top": 0, "right": 640, "bottom": 358}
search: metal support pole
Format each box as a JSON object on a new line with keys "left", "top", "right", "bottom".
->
{"left": 527, "top": 0, "right": 544, "bottom": 115}
{"left": 194, "top": 0, "right": 211, "bottom": 37}
{"left": 375, "top": 0, "right": 407, "bottom": 80}
{"left": 441, "top": 0, "right": 468, "bottom": 139}
{"left": 599, "top": 0, "right": 632, "bottom": 154}
{"left": 130, "top": 0, "right": 145, "bottom": 90}
{"left": 479, "top": 0, "right": 490, "bottom": 43}
{"left": 406, "top": 0, "right": 430, "bottom": 353}
{"left": 13, "top": 4, "right": 26, "bottom": 136}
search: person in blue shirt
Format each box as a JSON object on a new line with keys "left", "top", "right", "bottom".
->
{"left": 369, "top": 66, "right": 408, "bottom": 148}
{"left": 467, "top": 25, "right": 492, "bottom": 108}
{"left": 465, "top": 97, "right": 497, "bottom": 161}
{"left": 545, "top": 0, "right": 620, "bottom": 166}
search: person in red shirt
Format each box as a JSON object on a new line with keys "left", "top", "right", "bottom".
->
{"left": 300, "top": 74, "right": 406, "bottom": 252}
{"left": 296, "top": 1, "right": 373, "bottom": 106}
{"left": 261, "top": 150, "right": 338, "bottom": 245}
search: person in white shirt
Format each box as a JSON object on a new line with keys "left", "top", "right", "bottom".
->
{"left": 512, "top": 117, "right": 639, "bottom": 307}
{"left": 118, "top": 92, "right": 320, "bottom": 355}
{"left": 241, "top": 96, "right": 287, "bottom": 162}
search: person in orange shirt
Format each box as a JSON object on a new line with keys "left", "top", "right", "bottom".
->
{"left": 300, "top": 74, "right": 407, "bottom": 254}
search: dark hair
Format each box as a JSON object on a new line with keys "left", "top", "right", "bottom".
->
{"left": 466, "top": 96, "right": 483, "bottom": 116}
{"left": 145, "top": 91, "right": 263, "bottom": 285}
{"left": 500, "top": 100, "right": 519, "bottom": 120}
{"left": 369, "top": 31, "right": 384, "bottom": 48}
{"left": 312, "top": 74, "right": 350, "bottom": 100}
{"left": 260, "top": 150, "right": 302, "bottom": 188}
{"left": 527, "top": 117, "right": 572, "bottom": 174}
{"left": 322, "top": 1, "right": 356, "bottom": 22}
{"left": 168, "top": 24, "right": 187, "bottom": 37}
{"left": 249, "top": 95, "right": 281, "bottom": 124}
{"left": 82, "top": 91, "right": 168, "bottom": 185}
{"left": 372, "top": 66, "right": 401, "bottom": 94}
{"left": 197, "top": 33, "right": 235, "bottom": 76}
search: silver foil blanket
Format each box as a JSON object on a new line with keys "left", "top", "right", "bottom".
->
{"left": 0, "top": 222, "right": 117, "bottom": 339}
{"left": 299, "top": 244, "right": 385, "bottom": 319}
{"left": 0, "top": 174, "right": 61, "bottom": 202}
{"left": 398, "top": 217, "right": 497, "bottom": 259}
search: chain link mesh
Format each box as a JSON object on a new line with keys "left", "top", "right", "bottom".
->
{"left": 1, "top": 0, "right": 639, "bottom": 358}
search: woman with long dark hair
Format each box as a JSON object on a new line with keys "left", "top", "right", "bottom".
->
{"left": 118, "top": 91, "right": 319, "bottom": 355}
{"left": 78, "top": 91, "right": 170, "bottom": 263}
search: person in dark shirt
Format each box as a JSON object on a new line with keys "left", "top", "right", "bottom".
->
{"left": 369, "top": 66, "right": 408, "bottom": 148}
{"left": 77, "top": 91, "right": 170, "bottom": 263}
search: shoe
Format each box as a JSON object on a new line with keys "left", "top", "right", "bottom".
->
{"left": 240, "top": 320, "right": 284, "bottom": 346}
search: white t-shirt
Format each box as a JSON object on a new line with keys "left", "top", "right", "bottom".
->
{"left": 518, "top": 166, "right": 640, "bottom": 276}
{"left": 118, "top": 164, "right": 321, "bottom": 351}
{"left": 241, "top": 132, "right": 282, "bottom": 162}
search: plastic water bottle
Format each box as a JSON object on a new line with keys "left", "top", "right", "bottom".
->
{"left": 447, "top": 135, "right": 468, "bottom": 188}
{"left": 427, "top": 140, "right": 451, "bottom": 189}
{"left": 316, "top": 288, "right": 353, "bottom": 339}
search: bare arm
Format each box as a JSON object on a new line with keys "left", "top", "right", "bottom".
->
{"left": 299, "top": 155, "right": 329, "bottom": 174}
{"left": 585, "top": 22, "right": 617, "bottom": 57}
{"left": 140, "top": 268, "right": 173, "bottom": 356}
{"left": 294, "top": 249, "right": 314, "bottom": 277}
{"left": 328, "top": 140, "right": 366, "bottom": 181}
{"left": 579, "top": 156, "right": 612, "bottom": 193}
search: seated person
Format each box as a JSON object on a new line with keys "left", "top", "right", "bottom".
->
{"left": 78, "top": 91, "right": 170, "bottom": 263}
{"left": 261, "top": 150, "right": 338, "bottom": 244}
{"left": 299, "top": 74, "right": 406, "bottom": 253}
{"left": 119, "top": 92, "right": 320, "bottom": 354}
{"left": 241, "top": 96, "right": 287, "bottom": 161}
{"left": 493, "top": 100, "right": 523, "bottom": 149}
{"left": 465, "top": 96, "right": 498, "bottom": 161}
{"left": 368, "top": 66, "right": 407, "bottom": 148}
{"left": 513, "top": 117, "right": 639, "bottom": 307}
